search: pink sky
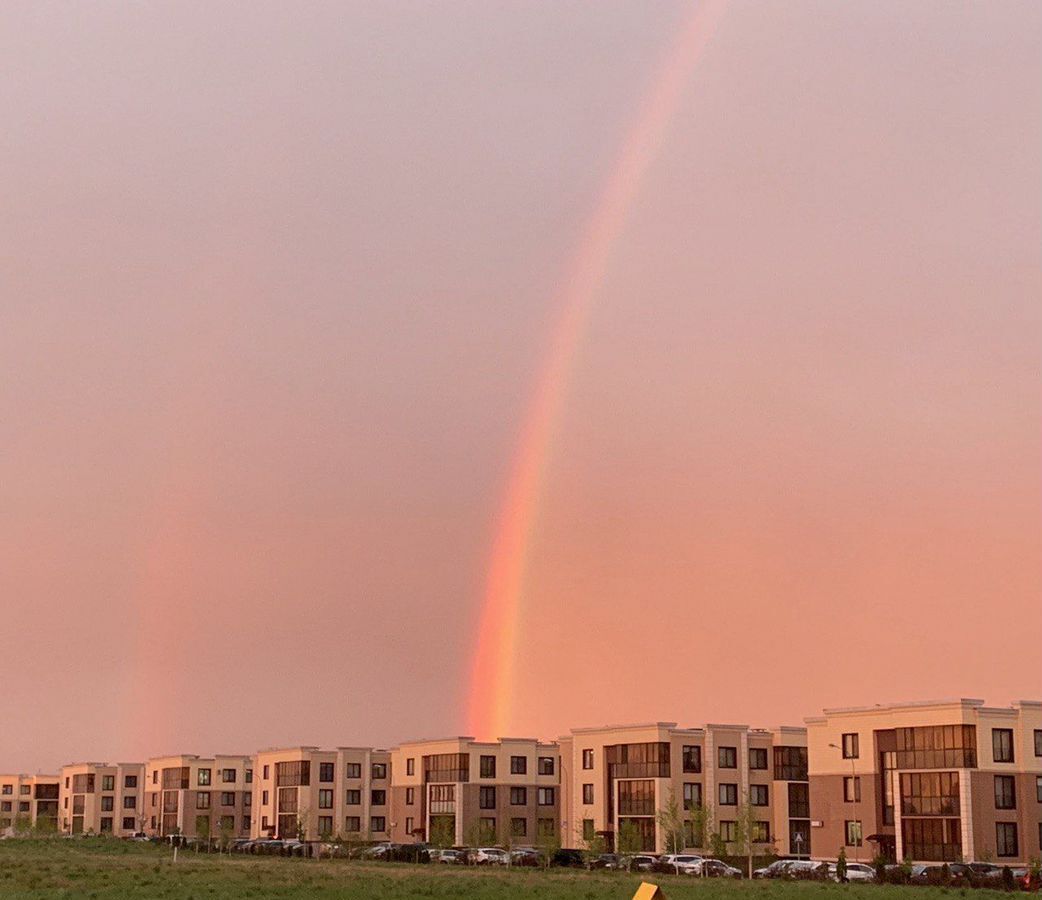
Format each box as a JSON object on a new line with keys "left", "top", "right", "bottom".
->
{"left": 1, "top": 0, "right": 1039, "bottom": 773}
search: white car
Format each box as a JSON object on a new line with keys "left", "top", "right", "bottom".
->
{"left": 472, "top": 847, "right": 509, "bottom": 866}
{"left": 830, "top": 862, "right": 876, "bottom": 882}
{"left": 660, "top": 854, "right": 704, "bottom": 875}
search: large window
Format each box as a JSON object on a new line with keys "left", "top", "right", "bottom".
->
{"left": 996, "top": 823, "right": 1019, "bottom": 858}
{"left": 717, "top": 747, "right": 737, "bottom": 769}
{"left": 162, "top": 768, "right": 188, "bottom": 790}
{"left": 900, "top": 772, "right": 960, "bottom": 816}
{"left": 895, "top": 725, "right": 977, "bottom": 769}
{"left": 994, "top": 776, "right": 1016, "bottom": 810}
{"left": 682, "top": 745, "right": 702, "bottom": 774}
{"left": 748, "top": 748, "right": 768, "bottom": 770}
{"left": 841, "top": 734, "right": 859, "bottom": 759}
{"left": 683, "top": 782, "right": 702, "bottom": 810}
{"left": 788, "top": 783, "right": 810, "bottom": 819}
{"left": 750, "top": 784, "right": 769, "bottom": 806}
{"left": 718, "top": 783, "right": 738, "bottom": 806}
{"left": 617, "top": 780, "right": 654, "bottom": 816}
{"left": 605, "top": 743, "right": 670, "bottom": 779}
{"left": 275, "top": 761, "right": 309, "bottom": 787}
{"left": 845, "top": 820, "right": 862, "bottom": 847}
{"left": 479, "top": 786, "right": 497, "bottom": 809}
{"left": 774, "top": 747, "right": 808, "bottom": 781}
{"left": 424, "top": 754, "right": 468, "bottom": 783}
{"left": 993, "top": 729, "right": 1015, "bottom": 764}
{"left": 902, "top": 818, "right": 962, "bottom": 862}
{"left": 480, "top": 756, "right": 496, "bottom": 778}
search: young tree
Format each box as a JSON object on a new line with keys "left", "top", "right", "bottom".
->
{"left": 196, "top": 816, "right": 211, "bottom": 852}
{"left": 732, "top": 793, "right": 758, "bottom": 878}
{"left": 429, "top": 817, "right": 454, "bottom": 850}
{"left": 616, "top": 820, "right": 643, "bottom": 858}
{"left": 535, "top": 820, "right": 561, "bottom": 870}
{"left": 656, "top": 790, "right": 686, "bottom": 873}
{"left": 836, "top": 847, "right": 848, "bottom": 883}
{"left": 219, "top": 816, "right": 235, "bottom": 853}
{"left": 575, "top": 821, "right": 606, "bottom": 868}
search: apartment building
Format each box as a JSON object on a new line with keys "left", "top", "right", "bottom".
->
{"left": 0, "top": 774, "right": 61, "bottom": 833}
{"left": 143, "top": 754, "right": 254, "bottom": 838}
{"left": 388, "top": 737, "right": 561, "bottom": 847}
{"left": 559, "top": 722, "right": 810, "bottom": 855}
{"left": 58, "top": 762, "right": 146, "bottom": 836}
{"left": 251, "top": 746, "right": 391, "bottom": 841}
{"left": 807, "top": 698, "right": 1042, "bottom": 864}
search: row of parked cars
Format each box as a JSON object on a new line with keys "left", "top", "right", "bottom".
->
{"left": 753, "top": 858, "right": 1041, "bottom": 891}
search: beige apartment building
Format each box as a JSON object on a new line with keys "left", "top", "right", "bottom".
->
{"left": 143, "top": 754, "right": 254, "bottom": 838}
{"left": 388, "top": 737, "right": 561, "bottom": 847}
{"left": 0, "top": 774, "right": 61, "bottom": 833}
{"left": 58, "top": 762, "right": 146, "bottom": 836}
{"left": 251, "top": 746, "right": 391, "bottom": 841}
{"left": 807, "top": 698, "right": 1042, "bottom": 864}
{"left": 559, "top": 722, "right": 811, "bottom": 855}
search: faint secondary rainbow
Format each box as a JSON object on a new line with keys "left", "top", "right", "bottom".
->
{"left": 467, "top": 0, "right": 729, "bottom": 738}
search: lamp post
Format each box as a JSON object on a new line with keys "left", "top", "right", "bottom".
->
{"left": 829, "top": 742, "right": 859, "bottom": 863}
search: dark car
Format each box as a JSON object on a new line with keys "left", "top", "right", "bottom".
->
{"left": 588, "top": 853, "right": 622, "bottom": 870}
{"left": 626, "top": 855, "right": 659, "bottom": 872}
{"left": 551, "top": 849, "right": 585, "bottom": 868}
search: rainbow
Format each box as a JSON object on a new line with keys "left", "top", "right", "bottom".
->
{"left": 467, "top": 0, "right": 729, "bottom": 738}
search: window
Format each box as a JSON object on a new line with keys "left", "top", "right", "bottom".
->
{"left": 753, "top": 821, "right": 771, "bottom": 843}
{"left": 996, "top": 822, "right": 1018, "bottom": 858}
{"left": 788, "top": 783, "right": 810, "bottom": 819}
{"left": 511, "top": 787, "right": 528, "bottom": 806}
{"left": 1036, "top": 776, "right": 1042, "bottom": 804}
{"left": 1035, "top": 730, "right": 1042, "bottom": 758}
{"left": 19, "top": 785, "right": 29, "bottom": 795}
{"left": 537, "top": 787, "right": 555, "bottom": 806}
{"left": 262, "top": 790, "right": 269, "bottom": 805}
{"left": 538, "top": 818, "right": 555, "bottom": 837}
{"left": 371, "top": 763, "right": 387, "bottom": 780}
{"left": 582, "top": 749, "right": 594, "bottom": 770}
{"left": 683, "top": 782, "right": 702, "bottom": 810}
{"left": 262, "top": 765, "right": 269, "bottom": 780}
{"left": 318, "top": 790, "right": 333, "bottom": 810}
{"left": 151, "top": 772, "right": 157, "bottom": 785}
{"left": 122, "top": 816, "right": 135, "bottom": 830}
{"left": 222, "top": 769, "right": 236, "bottom": 784}
{"left": 844, "top": 776, "right": 861, "bottom": 803}
{"left": 317, "top": 816, "right": 333, "bottom": 836}
{"left": 510, "top": 756, "right": 527, "bottom": 775}
{"left": 512, "top": 817, "right": 527, "bottom": 837}
{"left": 370, "top": 816, "right": 386, "bottom": 833}
{"left": 605, "top": 742, "right": 670, "bottom": 778}
{"left": 582, "top": 783, "right": 594, "bottom": 805}
{"left": 718, "top": 783, "right": 738, "bottom": 806}
{"left": 749, "top": 748, "right": 768, "bottom": 770}
{"left": 480, "top": 817, "right": 496, "bottom": 838}
{"left": 616, "top": 781, "right": 653, "bottom": 816}
{"left": 405, "top": 817, "right": 415, "bottom": 835}
{"left": 100, "top": 817, "right": 113, "bottom": 833}
{"left": 717, "top": 747, "right": 737, "bottom": 769}
{"left": 101, "top": 796, "right": 114, "bottom": 812}
{"left": 750, "top": 784, "right": 769, "bottom": 806}
{"left": 123, "top": 796, "right": 137, "bottom": 809}
{"left": 900, "top": 772, "right": 960, "bottom": 816}
{"left": 682, "top": 745, "right": 702, "bottom": 773}
{"left": 719, "top": 820, "right": 736, "bottom": 842}
{"left": 0, "top": 785, "right": 10, "bottom": 796}
{"left": 198, "top": 769, "right": 211, "bottom": 786}
{"left": 993, "top": 728, "right": 1015, "bottom": 764}
{"left": 480, "top": 755, "right": 496, "bottom": 778}
{"left": 245, "top": 769, "right": 253, "bottom": 784}
{"left": 845, "top": 820, "right": 862, "bottom": 847}
{"left": 194, "top": 815, "right": 209, "bottom": 834}
{"left": 582, "top": 819, "right": 595, "bottom": 840}
{"left": 371, "top": 790, "right": 386, "bottom": 806}
{"left": 18, "top": 802, "right": 28, "bottom": 812}
{"left": 405, "top": 787, "right": 415, "bottom": 805}
{"left": 244, "top": 814, "right": 252, "bottom": 830}
{"left": 479, "top": 786, "right": 497, "bottom": 810}
{"left": 319, "top": 763, "right": 334, "bottom": 783}
{"left": 538, "top": 757, "right": 555, "bottom": 776}
{"left": 345, "top": 763, "right": 361, "bottom": 779}
{"left": 773, "top": 746, "right": 808, "bottom": 781}
{"left": 346, "top": 790, "right": 361, "bottom": 805}
{"left": 244, "top": 793, "right": 252, "bottom": 808}
{"left": 345, "top": 816, "right": 360, "bottom": 832}
{"left": 197, "top": 792, "right": 210, "bottom": 810}
{"left": 124, "top": 775, "right": 138, "bottom": 789}
{"left": 995, "top": 775, "right": 1017, "bottom": 810}
{"left": 841, "top": 733, "right": 859, "bottom": 759}
{"left": 102, "top": 775, "right": 115, "bottom": 792}
{"left": 0, "top": 802, "right": 8, "bottom": 812}
{"left": 406, "top": 758, "right": 415, "bottom": 776}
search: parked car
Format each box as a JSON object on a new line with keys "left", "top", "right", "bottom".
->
{"left": 754, "top": 859, "right": 796, "bottom": 879}
{"left": 430, "top": 848, "right": 466, "bottom": 865}
{"left": 701, "top": 859, "right": 743, "bottom": 879}
{"left": 625, "top": 854, "right": 659, "bottom": 872}
{"left": 551, "top": 849, "right": 585, "bottom": 868}
{"left": 657, "top": 854, "right": 704, "bottom": 875}
{"left": 588, "top": 853, "right": 622, "bottom": 870}
{"left": 509, "top": 847, "right": 539, "bottom": 867}
{"left": 362, "top": 842, "right": 394, "bottom": 859}
{"left": 829, "top": 862, "right": 876, "bottom": 882}
{"left": 471, "top": 847, "right": 509, "bottom": 866}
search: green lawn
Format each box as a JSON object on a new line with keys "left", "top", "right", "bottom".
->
{"left": 0, "top": 839, "right": 1002, "bottom": 899}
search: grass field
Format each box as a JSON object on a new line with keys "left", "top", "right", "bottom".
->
{"left": 0, "top": 839, "right": 1007, "bottom": 900}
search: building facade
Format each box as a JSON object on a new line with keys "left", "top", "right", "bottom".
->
{"left": 143, "top": 754, "right": 254, "bottom": 839}
{"left": 388, "top": 737, "right": 561, "bottom": 847}
{"left": 251, "top": 746, "right": 391, "bottom": 842}
{"left": 58, "top": 762, "right": 146, "bottom": 836}
{"left": 807, "top": 699, "right": 1042, "bottom": 864}
{"left": 558, "top": 722, "right": 810, "bottom": 855}
{"left": 0, "top": 774, "right": 61, "bottom": 833}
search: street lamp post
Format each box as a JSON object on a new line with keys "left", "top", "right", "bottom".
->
{"left": 829, "top": 742, "right": 860, "bottom": 863}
